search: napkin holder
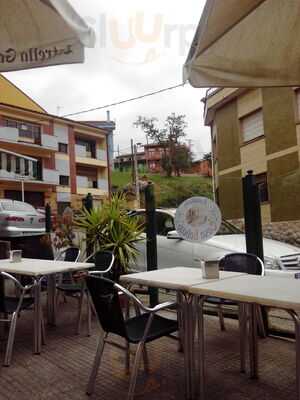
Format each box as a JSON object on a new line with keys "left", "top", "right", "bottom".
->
{"left": 202, "top": 259, "right": 220, "bottom": 279}
{"left": 10, "top": 250, "right": 22, "bottom": 263}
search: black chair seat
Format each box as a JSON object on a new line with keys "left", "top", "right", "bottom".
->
{"left": 126, "top": 313, "right": 178, "bottom": 344}
{"left": 3, "top": 297, "right": 34, "bottom": 313}
{"left": 56, "top": 283, "right": 83, "bottom": 293}
{"left": 205, "top": 296, "right": 236, "bottom": 306}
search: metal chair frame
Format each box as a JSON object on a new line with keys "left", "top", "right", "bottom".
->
{"left": 0, "top": 271, "right": 45, "bottom": 366}
{"left": 55, "top": 246, "right": 81, "bottom": 303}
{"left": 205, "top": 252, "right": 266, "bottom": 373}
{"left": 86, "top": 276, "right": 177, "bottom": 400}
{"left": 56, "top": 251, "right": 115, "bottom": 336}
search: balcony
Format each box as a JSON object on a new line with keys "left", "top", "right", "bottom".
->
{"left": 76, "top": 175, "right": 108, "bottom": 196}
{"left": 98, "top": 179, "right": 109, "bottom": 192}
{"left": 0, "top": 167, "right": 59, "bottom": 186}
{"left": 43, "top": 168, "right": 59, "bottom": 185}
{"left": 96, "top": 149, "right": 107, "bottom": 162}
{"left": 75, "top": 144, "right": 107, "bottom": 167}
{"left": 0, "top": 127, "right": 58, "bottom": 152}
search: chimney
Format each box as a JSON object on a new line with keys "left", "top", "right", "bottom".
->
{"left": 106, "top": 110, "right": 110, "bottom": 121}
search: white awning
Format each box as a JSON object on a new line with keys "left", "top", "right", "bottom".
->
{"left": 0, "top": 148, "right": 37, "bottom": 162}
{"left": 184, "top": 0, "right": 300, "bottom": 88}
{"left": 0, "top": 0, "right": 95, "bottom": 72}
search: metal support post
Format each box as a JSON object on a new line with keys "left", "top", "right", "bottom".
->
{"left": 145, "top": 183, "right": 158, "bottom": 307}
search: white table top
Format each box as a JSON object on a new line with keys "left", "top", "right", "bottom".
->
{"left": 120, "top": 267, "right": 245, "bottom": 291}
{"left": 0, "top": 258, "right": 94, "bottom": 277}
{"left": 189, "top": 275, "right": 300, "bottom": 311}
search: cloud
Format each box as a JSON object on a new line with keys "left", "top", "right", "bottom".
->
{"left": 4, "top": 0, "right": 210, "bottom": 158}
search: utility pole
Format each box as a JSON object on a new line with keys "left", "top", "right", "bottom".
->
{"left": 145, "top": 134, "right": 149, "bottom": 172}
{"left": 133, "top": 144, "right": 140, "bottom": 208}
{"left": 131, "top": 139, "right": 134, "bottom": 183}
{"left": 117, "top": 144, "right": 120, "bottom": 171}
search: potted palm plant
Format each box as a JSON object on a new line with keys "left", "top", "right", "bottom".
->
{"left": 75, "top": 193, "right": 144, "bottom": 281}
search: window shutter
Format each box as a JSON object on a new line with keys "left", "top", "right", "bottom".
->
{"left": 241, "top": 110, "right": 264, "bottom": 142}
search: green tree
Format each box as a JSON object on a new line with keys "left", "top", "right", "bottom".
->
{"left": 134, "top": 113, "right": 191, "bottom": 177}
{"left": 173, "top": 146, "right": 193, "bottom": 177}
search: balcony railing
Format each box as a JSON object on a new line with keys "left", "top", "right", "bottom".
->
{"left": 42, "top": 169, "right": 59, "bottom": 185}
{"left": 0, "top": 127, "right": 58, "bottom": 150}
{"left": 76, "top": 176, "right": 109, "bottom": 191}
{"left": 75, "top": 144, "right": 107, "bottom": 163}
{"left": 96, "top": 149, "right": 107, "bottom": 162}
{"left": 98, "top": 179, "right": 109, "bottom": 192}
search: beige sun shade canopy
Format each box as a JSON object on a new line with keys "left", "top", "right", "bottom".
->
{"left": 184, "top": 0, "right": 300, "bottom": 87}
{"left": 0, "top": 0, "right": 95, "bottom": 72}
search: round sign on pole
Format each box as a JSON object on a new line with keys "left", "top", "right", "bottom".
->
{"left": 174, "top": 197, "right": 221, "bottom": 243}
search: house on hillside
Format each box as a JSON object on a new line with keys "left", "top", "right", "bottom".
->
{"left": 0, "top": 75, "right": 112, "bottom": 213}
{"left": 115, "top": 151, "right": 146, "bottom": 172}
{"left": 190, "top": 159, "right": 212, "bottom": 177}
{"left": 203, "top": 87, "right": 300, "bottom": 232}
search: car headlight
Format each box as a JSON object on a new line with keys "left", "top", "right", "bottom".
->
{"left": 264, "top": 257, "right": 281, "bottom": 270}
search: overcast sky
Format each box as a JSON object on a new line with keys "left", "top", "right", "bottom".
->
{"left": 4, "top": 0, "right": 209, "bottom": 159}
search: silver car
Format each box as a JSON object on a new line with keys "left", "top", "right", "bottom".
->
{"left": 0, "top": 199, "right": 45, "bottom": 237}
{"left": 130, "top": 208, "right": 300, "bottom": 277}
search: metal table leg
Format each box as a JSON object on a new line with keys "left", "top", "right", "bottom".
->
{"left": 248, "top": 303, "right": 258, "bottom": 379}
{"left": 186, "top": 294, "right": 197, "bottom": 400}
{"left": 33, "top": 278, "right": 42, "bottom": 354}
{"left": 178, "top": 292, "right": 191, "bottom": 400}
{"left": 47, "top": 274, "right": 57, "bottom": 326}
{"left": 238, "top": 302, "right": 247, "bottom": 373}
{"left": 197, "top": 296, "right": 206, "bottom": 400}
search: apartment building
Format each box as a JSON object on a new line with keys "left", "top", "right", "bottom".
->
{"left": 204, "top": 87, "right": 300, "bottom": 225}
{"left": 0, "top": 76, "right": 111, "bottom": 213}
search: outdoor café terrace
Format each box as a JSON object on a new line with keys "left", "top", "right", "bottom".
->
{"left": 0, "top": 293, "right": 297, "bottom": 400}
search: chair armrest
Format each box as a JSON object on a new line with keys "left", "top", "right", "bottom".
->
{"left": 114, "top": 282, "right": 176, "bottom": 313}
{"left": 0, "top": 271, "right": 35, "bottom": 292}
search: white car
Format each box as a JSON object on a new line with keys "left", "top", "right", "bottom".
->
{"left": 130, "top": 209, "right": 300, "bottom": 277}
{"left": 0, "top": 199, "right": 45, "bottom": 237}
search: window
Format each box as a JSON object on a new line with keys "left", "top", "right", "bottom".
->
{"left": 1, "top": 200, "right": 35, "bottom": 212}
{"left": 132, "top": 211, "right": 175, "bottom": 236}
{"left": 15, "top": 158, "right": 20, "bottom": 174}
{"left": 59, "top": 175, "right": 69, "bottom": 186}
{"left": 156, "top": 212, "right": 175, "bottom": 236}
{"left": 4, "top": 118, "right": 41, "bottom": 144}
{"left": 24, "top": 159, "right": 29, "bottom": 175}
{"left": 75, "top": 138, "right": 96, "bottom": 158}
{"left": 87, "top": 178, "right": 98, "bottom": 189}
{"left": 58, "top": 143, "right": 68, "bottom": 154}
{"left": 256, "top": 173, "right": 269, "bottom": 203}
{"left": 240, "top": 110, "right": 264, "bottom": 143}
{"left": 6, "top": 155, "right": 11, "bottom": 172}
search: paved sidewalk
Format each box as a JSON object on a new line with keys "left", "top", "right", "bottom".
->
{"left": 0, "top": 300, "right": 296, "bottom": 400}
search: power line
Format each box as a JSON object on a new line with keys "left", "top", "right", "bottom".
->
{"left": 62, "top": 83, "right": 185, "bottom": 118}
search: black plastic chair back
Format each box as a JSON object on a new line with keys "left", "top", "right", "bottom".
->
{"left": 86, "top": 276, "right": 127, "bottom": 338}
{"left": 0, "top": 242, "right": 10, "bottom": 313}
{"left": 94, "top": 251, "right": 114, "bottom": 271}
{"left": 219, "top": 252, "right": 263, "bottom": 275}
{"left": 64, "top": 247, "right": 80, "bottom": 262}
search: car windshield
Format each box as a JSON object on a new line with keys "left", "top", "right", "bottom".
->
{"left": 1, "top": 201, "right": 36, "bottom": 213}
{"left": 130, "top": 210, "right": 243, "bottom": 236}
{"left": 217, "top": 220, "right": 243, "bottom": 235}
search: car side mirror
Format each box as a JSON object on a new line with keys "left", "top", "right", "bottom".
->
{"left": 167, "top": 230, "right": 183, "bottom": 240}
